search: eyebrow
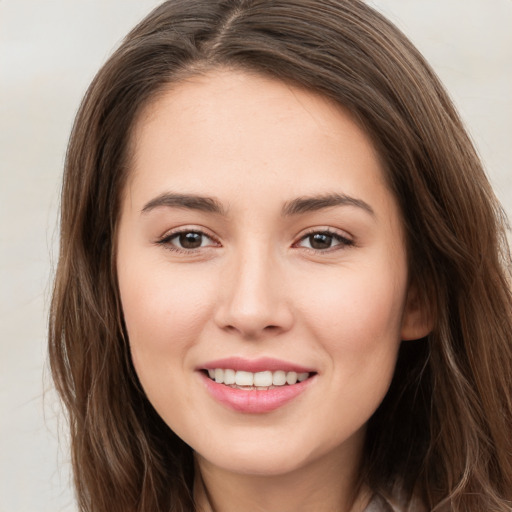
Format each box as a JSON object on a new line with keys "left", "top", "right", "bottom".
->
{"left": 141, "top": 192, "right": 228, "bottom": 215}
{"left": 141, "top": 191, "right": 374, "bottom": 217}
{"left": 282, "top": 193, "right": 375, "bottom": 217}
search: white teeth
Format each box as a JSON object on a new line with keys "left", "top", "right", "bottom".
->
{"left": 224, "top": 368, "right": 236, "bottom": 385}
{"left": 235, "top": 370, "right": 254, "bottom": 386}
{"left": 272, "top": 370, "right": 287, "bottom": 386}
{"left": 253, "top": 371, "right": 273, "bottom": 387}
{"left": 286, "top": 371, "right": 297, "bottom": 385}
{"left": 206, "top": 368, "right": 311, "bottom": 387}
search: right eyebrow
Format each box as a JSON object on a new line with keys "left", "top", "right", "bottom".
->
{"left": 141, "top": 192, "right": 228, "bottom": 216}
{"left": 282, "top": 193, "right": 375, "bottom": 218}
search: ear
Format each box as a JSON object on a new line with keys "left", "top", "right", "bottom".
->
{"left": 400, "top": 283, "right": 434, "bottom": 341}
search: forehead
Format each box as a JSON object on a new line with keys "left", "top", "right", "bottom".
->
{"left": 125, "top": 69, "right": 393, "bottom": 218}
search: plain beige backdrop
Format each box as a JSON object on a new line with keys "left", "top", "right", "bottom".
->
{"left": 1, "top": 1, "right": 511, "bottom": 511}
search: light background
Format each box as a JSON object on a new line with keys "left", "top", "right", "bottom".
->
{"left": 0, "top": 1, "right": 510, "bottom": 511}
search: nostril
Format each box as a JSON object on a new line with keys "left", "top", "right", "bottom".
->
{"left": 221, "top": 323, "right": 281, "bottom": 337}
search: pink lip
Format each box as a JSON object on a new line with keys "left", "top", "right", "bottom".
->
{"left": 197, "top": 357, "right": 317, "bottom": 414}
{"left": 199, "top": 356, "right": 314, "bottom": 374}
{"left": 199, "top": 372, "right": 315, "bottom": 413}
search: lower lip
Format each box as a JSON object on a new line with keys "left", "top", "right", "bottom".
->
{"left": 199, "top": 372, "right": 315, "bottom": 413}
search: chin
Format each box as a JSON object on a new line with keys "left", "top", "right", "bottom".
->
{"left": 197, "top": 445, "right": 312, "bottom": 477}
{"left": 191, "top": 424, "right": 365, "bottom": 479}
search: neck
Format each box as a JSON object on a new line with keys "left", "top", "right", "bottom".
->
{"left": 193, "top": 437, "right": 371, "bottom": 512}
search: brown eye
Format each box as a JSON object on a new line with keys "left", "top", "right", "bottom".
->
{"left": 296, "top": 230, "right": 353, "bottom": 252}
{"left": 177, "top": 232, "right": 204, "bottom": 249}
{"left": 309, "top": 233, "right": 334, "bottom": 250}
{"left": 158, "top": 229, "right": 219, "bottom": 252}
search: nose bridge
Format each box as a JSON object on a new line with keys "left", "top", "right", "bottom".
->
{"left": 216, "top": 239, "right": 292, "bottom": 337}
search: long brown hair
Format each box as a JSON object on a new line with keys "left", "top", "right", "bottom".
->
{"left": 49, "top": 1, "right": 512, "bottom": 510}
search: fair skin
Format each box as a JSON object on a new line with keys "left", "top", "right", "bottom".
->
{"left": 116, "top": 69, "right": 430, "bottom": 512}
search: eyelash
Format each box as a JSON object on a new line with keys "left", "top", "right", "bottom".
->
{"left": 156, "top": 229, "right": 221, "bottom": 255}
{"left": 156, "top": 228, "right": 354, "bottom": 255}
{"left": 294, "top": 228, "right": 354, "bottom": 253}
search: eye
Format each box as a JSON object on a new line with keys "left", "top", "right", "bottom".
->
{"left": 157, "top": 229, "right": 220, "bottom": 252}
{"left": 295, "top": 230, "right": 353, "bottom": 252}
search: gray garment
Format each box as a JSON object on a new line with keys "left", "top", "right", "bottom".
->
{"left": 364, "top": 494, "right": 396, "bottom": 511}
{"left": 364, "top": 492, "right": 427, "bottom": 512}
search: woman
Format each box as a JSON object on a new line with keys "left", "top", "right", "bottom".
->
{"left": 49, "top": 1, "right": 512, "bottom": 511}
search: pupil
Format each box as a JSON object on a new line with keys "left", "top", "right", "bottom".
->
{"left": 310, "top": 233, "right": 332, "bottom": 250}
{"left": 179, "top": 232, "right": 202, "bottom": 249}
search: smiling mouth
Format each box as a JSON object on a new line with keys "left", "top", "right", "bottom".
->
{"left": 203, "top": 369, "right": 315, "bottom": 390}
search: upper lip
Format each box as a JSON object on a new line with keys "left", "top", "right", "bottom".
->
{"left": 199, "top": 357, "right": 315, "bottom": 374}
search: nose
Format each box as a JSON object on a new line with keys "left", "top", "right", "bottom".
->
{"left": 214, "top": 245, "right": 294, "bottom": 339}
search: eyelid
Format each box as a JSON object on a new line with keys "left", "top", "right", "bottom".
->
{"left": 154, "top": 225, "right": 354, "bottom": 255}
{"left": 293, "top": 227, "right": 354, "bottom": 252}
{"left": 155, "top": 225, "right": 221, "bottom": 253}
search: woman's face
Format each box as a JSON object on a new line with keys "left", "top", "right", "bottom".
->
{"left": 117, "top": 69, "right": 426, "bottom": 477}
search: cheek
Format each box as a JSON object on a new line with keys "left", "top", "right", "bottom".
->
{"left": 296, "top": 258, "right": 407, "bottom": 392}
{"left": 297, "top": 269, "right": 405, "bottom": 436}
{"left": 118, "top": 262, "right": 217, "bottom": 370}
{"left": 117, "top": 262, "right": 220, "bottom": 431}
{"left": 302, "top": 265, "right": 405, "bottom": 344}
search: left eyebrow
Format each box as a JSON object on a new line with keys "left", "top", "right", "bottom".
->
{"left": 282, "top": 193, "right": 375, "bottom": 217}
{"left": 141, "top": 192, "right": 228, "bottom": 216}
